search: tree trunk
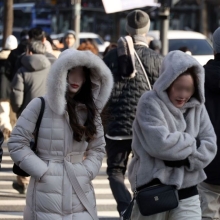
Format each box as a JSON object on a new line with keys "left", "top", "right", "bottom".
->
{"left": 2, "top": 0, "right": 13, "bottom": 49}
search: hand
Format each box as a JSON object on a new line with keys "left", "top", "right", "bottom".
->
{"left": 2, "top": 128, "right": 11, "bottom": 141}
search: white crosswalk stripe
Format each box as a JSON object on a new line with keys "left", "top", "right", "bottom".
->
{"left": 0, "top": 144, "right": 132, "bottom": 219}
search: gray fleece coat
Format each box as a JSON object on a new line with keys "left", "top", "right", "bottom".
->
{"left": 8, "top": 49, "right": 113, "bottom": 220}
{"left": 128, "top": 50, "right": 217, "bottom": 191}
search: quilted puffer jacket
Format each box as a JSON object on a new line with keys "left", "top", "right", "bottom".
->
{"left": 103, "top": 43, "right": 163, "bottom": 136}
{"left": 8, "top": 49, "right": 113, "bottom": 220}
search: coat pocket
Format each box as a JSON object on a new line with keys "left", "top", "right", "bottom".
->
{"left": 72, "top": 162, "right": 91, "bottom": 193}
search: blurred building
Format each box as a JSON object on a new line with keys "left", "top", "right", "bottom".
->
{"left": 170, "top": 0, "right": 220, "bottom": 37}
{"left": 1, "top": 0, "right": 220, "bottom": 41}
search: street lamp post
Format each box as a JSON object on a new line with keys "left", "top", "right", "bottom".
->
{"left": 71, "top": 0, "right": 81, "bottom": 48}
{"left": 159, "top": 0, "right": 171, "bottom": 56}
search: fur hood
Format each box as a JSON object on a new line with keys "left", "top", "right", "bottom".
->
{"left": 46, "top": 49, "right": 114, "bottom": 115}
{"left": 153, "top": 50, "right": 205, "bottom": 113}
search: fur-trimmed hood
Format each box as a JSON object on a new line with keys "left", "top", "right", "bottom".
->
{"left": 46, "top": 49, "right": 114, "bottom": 115}
{"left": 153, "top": 50, "right": 205, "bottom": 112}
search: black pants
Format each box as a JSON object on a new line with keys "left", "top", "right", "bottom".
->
{"left": 105, "top": 137, "right": 132, "bottom": 215}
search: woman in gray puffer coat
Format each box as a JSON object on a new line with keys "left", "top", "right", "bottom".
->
{"left": 128, "top": 50, "right": 217, "bottom": 220}
{"left": 8, "top": 49, "right": 113, "bottom": 220}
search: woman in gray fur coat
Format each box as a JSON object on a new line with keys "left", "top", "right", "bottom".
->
{"left": 8, "top": 49, "right": 113, "bottom": 220}
{"left": 128, "top": 50, "right": 217, "bottom": 220}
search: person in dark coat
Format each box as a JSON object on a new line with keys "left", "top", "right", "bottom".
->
{"left": 4, "top": 30, "right": 29, "bottom": 82}
{"left": 0, "top": 35, "right": 18, "bottom": 139}
{"left": 198, "top": 26, "right": 220, "bottom": 220}
{"left": 103, "top": 9, "right": 163, "bottom": 216}
{"left": 0, "top": 35, "right": 19, "bottom": 98}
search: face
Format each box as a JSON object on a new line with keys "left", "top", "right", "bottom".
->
{"left": 67, "top": 67, "right": 85, "bottom": 95}
{"left": 65, "top": 34, "right": 75, "bottom": 48}
{"left": 168, "top": 74, "right": 195, "bottom": 108}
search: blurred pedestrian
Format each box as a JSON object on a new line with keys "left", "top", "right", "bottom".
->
{"left": 103, "top": 9, "right": 163, "bottom": 216}
{"left": 103, "top": 43, "right": 117, "bottom": 57}
{"left": 198, "top": 26, "right": 220, "bottom": 220}
{"left": 10, "top": 41, "right": 51, "bottom": 194}
{"left": 8, "top": 49, "right": 113, "bottom": 220}
{"left": 4, "top": 30, "right": 29, "bottom": 82}
{"left": 10, "top": 40, "right": 51, "bottom": 118}
{"left": 149, "top": 39, "right": 162, "bottom": 54}
{"left": 28, "top": 27, "right": 57, "bottom": 64}
{"left": 45, "top": 34, "right": 61, "bottom": 58}
{"left": 5, "top": 28, "right": 56, "bottom": 83}
{"left": 0, "top": 130, "right": 3, "bottom": 170}
{"left": 61, "top": 30, "right": 76, "bottom": 51}
{"left": 28, "top": 27, "right": 52, "bottom": 53}
{"left": 77, "top": 40, "right": 99, "bottom": 55}
{"left": 0, "top": 35, "right": 18, "bottom": 139}
{"left": 0, "top": 102, "right": 12, "bottom": 140}
{"left": 128, "top": 50, "right": 217, "bottom": 220}
{"left": 0, "top": 35, "right": 18, "bottom": 97}
{"left": 179, "top": 46, "right": 192, "bottom": 55}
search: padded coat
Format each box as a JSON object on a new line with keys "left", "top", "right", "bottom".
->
{"left": 8, "top": 49, "right": 114, "bottom": 220}
{"left": 103, "top": 44, "right": 163, "bottom": 136}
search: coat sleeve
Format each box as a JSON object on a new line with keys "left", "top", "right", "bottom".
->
{"left": 7, "top": 98, "right": 48, "bottom": 179}
{"left": 83, "top": 115, "right": 105, "bottom": 180}
{"left": 134, "top": 94, "right": 196, "bottom": 161}
{"left": 10, "top": 69, "right": 24, "bottom": 114}
{"left": 186, "top": 106, "right": 217, "bottom": 171}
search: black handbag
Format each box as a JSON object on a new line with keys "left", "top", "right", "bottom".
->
{"left": 136, "top": 184, "right": 179, "bottom": 216}
{"left": 122, "top": 182, "right": 179, "bottom": 219}
{"left": 12, "top": 97, "right": 45, "bottom": 177}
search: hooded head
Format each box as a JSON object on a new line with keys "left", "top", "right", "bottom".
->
{"left": 46, "top": 49, "right": 113, "bottom": 115}
{"left": 5, "top": 35, "right": 18, "bottom": 50}
{"left": 63, "top": 30, "right": 76, "bottom": 49}
{"left": 212, "top": 27, "right": 220, "bottom": 54}
{"left": 126, "top": 10, "right": 150, "bottom": 36}
{"left": 153, "top": 50, "right": 204, "bottom": 111}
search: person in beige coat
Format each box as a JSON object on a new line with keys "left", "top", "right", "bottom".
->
{"left": 8, "top": 49, "right": 113, "bottom": 220}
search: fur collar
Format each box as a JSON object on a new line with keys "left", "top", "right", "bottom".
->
{"left": 153, "top": 50, "right": 205, "bottom": 115}
{"left": 46, "top": 49, "right": 113, "bottom": 115}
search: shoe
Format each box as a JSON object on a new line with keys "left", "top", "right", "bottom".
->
{"left": 12, "top": 182, "right": 27, "bottom": 194}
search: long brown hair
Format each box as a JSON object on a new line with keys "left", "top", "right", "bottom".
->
{"left": 66, "top": 67, "right": 97, "bottom": 142}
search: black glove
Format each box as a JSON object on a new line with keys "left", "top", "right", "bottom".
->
{"left": 164, "top": 158, "right": 190, "bottom": 168}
